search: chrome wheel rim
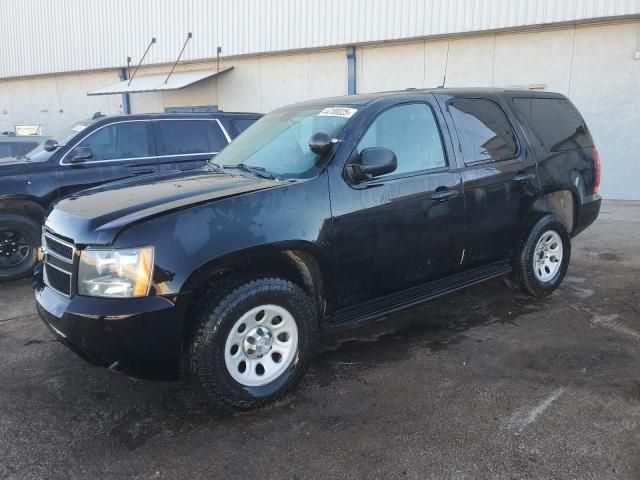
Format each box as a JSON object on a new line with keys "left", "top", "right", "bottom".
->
{"left": 533, "top": 230, "right": 563, "bottom": 282}
{"left": 224, "top": 304, "right": 299, "bottom": 387}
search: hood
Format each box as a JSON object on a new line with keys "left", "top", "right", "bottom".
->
{"left": 46, "top": 168, "right": 281, "bottom": 245}
{"left": 0, "top": 156, "right": 29, "bottom": 167}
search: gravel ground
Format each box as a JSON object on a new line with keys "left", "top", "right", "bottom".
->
{"left": 1, "top": 200, "right": 639, "bottom": 480}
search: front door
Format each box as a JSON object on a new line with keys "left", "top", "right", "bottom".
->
{"left": 55, "top": 120, "right": 158, "bottom": 198}
{"left": 329, "top": 99, "right": 465, "bottom": 308}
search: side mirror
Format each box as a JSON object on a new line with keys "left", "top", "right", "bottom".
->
{"left": 346, "top": 147, "right": 397, "bottom": 183}
{"left": 69, "top": 146, "right": 92, "bottom": 163}
{"left": 43, "top": 139, "right": 59, "bottom": 152}
{"left": 309, "top": 131, "right": 339, "bottom": 157}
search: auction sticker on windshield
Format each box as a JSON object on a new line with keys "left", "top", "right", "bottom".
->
{"left": 317, "top": 107, "right": 357, "bottom": 118}
{"left": 71, "top": 125, "right": 87, "bottom": 132}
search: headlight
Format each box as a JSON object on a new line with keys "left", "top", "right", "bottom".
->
{"left": 78, "top": 247, "right": 154, "bottom": 298}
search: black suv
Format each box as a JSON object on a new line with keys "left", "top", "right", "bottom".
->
{"left": 34, "top": 89, "right": 601, "bottom": 410}
{"left": 0, "top": 111, "right": 261, "bottom": 281}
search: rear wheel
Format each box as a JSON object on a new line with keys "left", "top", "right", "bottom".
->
{"left": 510, "top": 214, "right": 571, "bottom": 298}
{"left": 0, "top": 213, "right": 41, "bottom": 282}
{"left": 190, "top": 276, "right": 318, "bottom": 411}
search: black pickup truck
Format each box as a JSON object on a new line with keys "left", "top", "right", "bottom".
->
{"left": 34, "top": 89, "right": 601, "bottom": 410}
{"left": 0, "top": 111, "right": 261, "bottom": 281}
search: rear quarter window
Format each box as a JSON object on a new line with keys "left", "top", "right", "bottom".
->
{"left": 511, "top": 98, "right": 593, "bottom": 152}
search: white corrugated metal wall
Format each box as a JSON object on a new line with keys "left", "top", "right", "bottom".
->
{"left": 1, "top": 0, "right": 639, "bottom": 79}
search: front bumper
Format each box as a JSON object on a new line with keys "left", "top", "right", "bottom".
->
{"left": 34, "top": 267, "right": 187, "bottom": 380}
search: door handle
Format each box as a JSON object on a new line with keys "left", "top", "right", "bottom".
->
{"left": 430, "top": 189, "right": 459, "bottom": 203}
{"left": 512, "top": 173, "right": 535, "bottom": 184}
{"left": 130, "top": 168, "right": 155, "bottom": 175}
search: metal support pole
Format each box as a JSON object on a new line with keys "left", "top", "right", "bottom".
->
{"left": 118, "top": 68, "right": 131, "bottom": 115}
{"left": 128, "top": 37, "right": 156, "bottom": 86}
{"left": 165, "top": 32, "right": 193, "bottom": 84}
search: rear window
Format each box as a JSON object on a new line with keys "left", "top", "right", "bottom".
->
{"left": 155, "top": 120, "right": 227, "bottom": 156}
{"left": 512, "top": 98, "right": 593, "bottom": 152}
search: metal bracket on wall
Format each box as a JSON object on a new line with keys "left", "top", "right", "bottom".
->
{"left": 165, "top": 33, "right": 193, "bottom": 84}
{"left": 128, "top": 38, "right": 156, "bottom": 86}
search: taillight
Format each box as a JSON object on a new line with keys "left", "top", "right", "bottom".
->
{"left": 593, "top": 147, "right": 601, "bottom": 194}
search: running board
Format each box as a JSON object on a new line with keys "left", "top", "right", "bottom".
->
{"left": 323, "top": 260, "right": 512, "bottom": 331}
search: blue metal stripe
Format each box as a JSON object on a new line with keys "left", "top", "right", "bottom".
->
{"left": 118, "top": 68, "right": 131, "bottom": 114}
{"left": 346, "top": 46, "right": 356, "bottom": 95}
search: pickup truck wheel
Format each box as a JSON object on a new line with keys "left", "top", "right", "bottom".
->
{"left": 0, "top": 213, "right": 40, "bottom": 282}
{"left": 190, "top": 277, "right": 318, "bottom": 411}
{"left": 512, "top": 214, "right": 571, "bottom": 298}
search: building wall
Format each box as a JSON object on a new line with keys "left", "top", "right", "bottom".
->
{"left": 0, "top": 22, "right": 637, "bottom": 199}
{"left": 356, "top": 21, "right": 640, "bottom": 199}
{"left": 0, "top": 71, "right": 123, "bottom": 134}
{"left": 3, "top": 0, "right": 639, "bottom": 79}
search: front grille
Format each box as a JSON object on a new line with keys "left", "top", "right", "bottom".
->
{"left": 44, "top": 263, "right": 72, "bottom": 296}
{"left": 43, "top": 229, "right": 75, "bottom": 297}
{"left": 44, "top": 231, "right": 74, "bottom": 262}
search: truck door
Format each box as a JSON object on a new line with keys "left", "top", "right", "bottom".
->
{"left": 329, "top": 97, "right": 465, "bottom": 308}
{"left": 56, "top": 120, "right": 158, "bottom": 198}
{"left": 438, "top": 95, "right": 539, "bottom": 267}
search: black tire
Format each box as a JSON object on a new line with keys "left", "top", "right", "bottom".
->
{"left": 0, "top": 213, "right": 41, "bottom": 282}
{"left": 189, "top": 276, "right": 319, "bottom": 411}
{"left": 510, "top": 213, "right": 571, "bottom": 298}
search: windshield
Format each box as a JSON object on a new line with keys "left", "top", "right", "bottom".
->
{"left": 25, "top": 120, "right": 92, "bottom": 162}
{"left": 213, "top": 106, "right": 356, "bottom": 179}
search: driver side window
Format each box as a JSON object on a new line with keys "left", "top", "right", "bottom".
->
{"left": 77, "top": 122, "right": 152, "bottom": 161}
{"left": 357, "top": 103, "right": 446, "bottom": 178}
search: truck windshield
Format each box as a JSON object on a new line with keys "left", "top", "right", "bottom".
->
{"left": 213, "top": 106, "right": 356, "bottom": 179}
{"left": 25, "top": 120, "right": 92, "bottom": 162}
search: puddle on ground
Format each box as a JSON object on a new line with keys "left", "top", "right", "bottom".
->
{"left": 310, "top": 280, "right": 546, "bottom": 387}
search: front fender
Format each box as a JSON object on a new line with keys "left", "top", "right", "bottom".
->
{"left": 112, "top": 174, "right": 334, "bottom": 298}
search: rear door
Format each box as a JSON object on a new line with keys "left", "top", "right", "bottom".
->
{"left": 153, "top": 119, "right": 230, "bottom": 173}
{"left": 438, "top": 95, "right": 539, "bottom": 267}
{"left": 56, "top": 120, "right": 158, "bottom": 198}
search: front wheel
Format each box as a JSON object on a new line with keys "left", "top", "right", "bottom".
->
{"left": 0, "top": 213, "right": 41, "bottom": 282}
{"left": 510, "top": 214, "right": 571, "bottom": 298}
{"left": 189, "top": 277, "right": 318, "bottom": 411}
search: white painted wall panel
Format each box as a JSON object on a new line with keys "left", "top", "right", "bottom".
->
{"left": 1, "top": 0, "right": 639, "bottom": 79}
{"left": 348, "top": 21, "right": 640, "bottom": 199}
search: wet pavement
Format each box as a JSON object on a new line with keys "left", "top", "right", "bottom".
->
{"left": 1, "top": 200, "right": 639, "bottom": 479}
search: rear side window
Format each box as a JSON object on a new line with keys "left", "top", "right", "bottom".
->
{"left": 156, "top": 120, "right": 227, "bottom": 156}
{"left": 233, "top": 118, "right": 257, "bottom": 133}
{"left": 449, "top": 99, "right": 518, "bottom": 164}
{"left": 512, "top": 98, "right": 593, "bottom": 152}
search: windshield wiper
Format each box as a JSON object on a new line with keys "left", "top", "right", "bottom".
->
{"left": 207, "top": 161, "right": 226, "bottom": 173}
{"left": 224, "top": 163, "right": 277, "bottom": 180}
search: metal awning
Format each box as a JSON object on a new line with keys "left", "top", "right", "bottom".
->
{"left": 87, "top": 66, "right": 233, "bottom": 96}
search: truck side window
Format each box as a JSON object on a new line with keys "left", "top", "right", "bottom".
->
{"left": 449, "top": 99, "right": 517, "bottom": 164}
{"left": 77, "top": 122, "right": 152, "bottom": 161}
{"left": 512, "top": 98, "right": 593, "bottom": 152}
{"left": 156, "top": 120, "right": 227, "bottom": 155}
{"left": 357, "top": 103, "right": 446, "bottom": 177}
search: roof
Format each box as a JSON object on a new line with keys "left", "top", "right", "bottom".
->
{"left": 87, "top": 67, "right": 234, "bottom": 96}
{"left": 278, "top": 87, "right": 565, "bottom": 109}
